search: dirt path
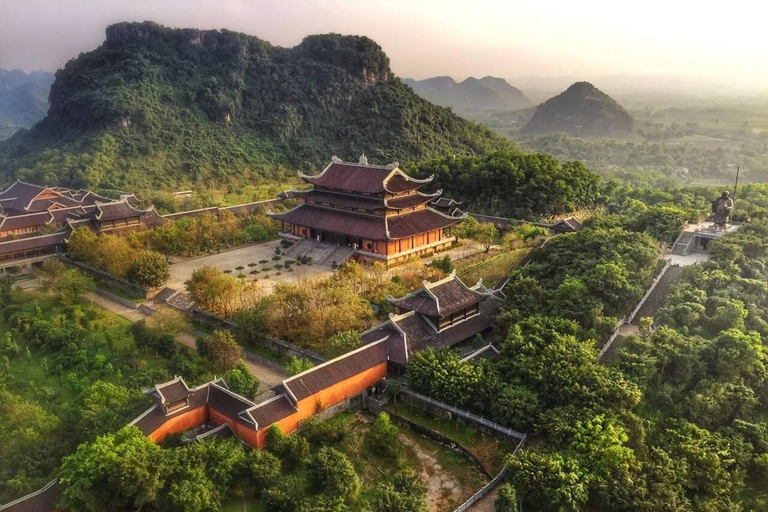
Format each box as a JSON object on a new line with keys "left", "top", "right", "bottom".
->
{"left": 399, "top": 432, "right": 466, "bottom": 512}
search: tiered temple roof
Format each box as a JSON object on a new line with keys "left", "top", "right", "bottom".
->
{"left": 362, "top": 272, "right": 504, "bottom": 365}
{"left": 270, "top": 156, "right": 466, "bottom": 245}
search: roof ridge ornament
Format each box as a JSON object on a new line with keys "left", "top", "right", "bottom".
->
{"left": 331, "top": 155, "right": 341, "bottom": 163}
{"left": 386, "top": 162, "right": 399, "bottom": 170}
{"left": 359, "top": 153, "right": 368, "bottom": 165}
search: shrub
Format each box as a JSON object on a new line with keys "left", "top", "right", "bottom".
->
{"left": 126, "top": 251, "right": 170, "bottom": 288}
{"left": 307, "top": 446, "right": 360, "bottom": 500}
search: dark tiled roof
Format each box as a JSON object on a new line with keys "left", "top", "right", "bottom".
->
{"left": 385, "top": 174, "right": 431, "bottom": 193}
{"left": 386, "top": 193, "right": 435, "bottom": 210}
{"left": 0, "top": 212, "right": 52, "bottom": 232}
{"left": 0, "top": 480, "right": 59, "bottom": 512}
{"left": 361, "top": 324, "right": 406, "bottom": 365}
{"left": 208, "top": 383, "right": 256, "bottom": 424}
{"left": 300, "top": 162, "right": 393, "bottom": 194}
{"left": 387, "top": 208, "right": 463, "bottom": 239}
{"left": 141, "top": 208, "right": 167, "bottom": 228}
{"left": 0, "top": 181, "right": 46, "bottom": 212}
{"left": 291, "top": 189, "right": 385, "bottom": 211}
{"left": 247, "top": 394, "right": 296, "bottom": 428}
{"left": 462, "top": 344, "right": 500, "bottom": 363}
{"left": 27, "top": 196, "right": 80, "bottom": 211}
{"left": 132, "top": 386, "right": 210, "bottom": 435}
{"left": 0, "top": 231, "right": 66, "bottom": 256}
{"left": 553, "top": 217, "right": 583, "bottom": 232}
{"left": 155, "top": 378, "right": 191, "bottom": 403}
{"left": 271, "top": 205, "right": 388, "bottom": 240}
{"left": 366, "top": 287, "right": 502, "bottom": 365}
{"left": 95, "top": 200, "right": 145, "bottom": 222}
{"left": 50, "top": 206, "right": 94, "bottom": 223}
{"left": 283, "top": 340, "right": 389, "bottom": 402}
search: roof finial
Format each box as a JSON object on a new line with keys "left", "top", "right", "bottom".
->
{"left": 359, "top": 153, "right": 368, "bottom": 166}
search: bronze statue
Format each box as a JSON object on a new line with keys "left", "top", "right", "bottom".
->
{"left": 712, "top": 191, "right": 733, "bottom": 231}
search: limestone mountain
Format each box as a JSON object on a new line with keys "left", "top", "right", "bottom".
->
{"left": 0, "top": 69, "right": 54, "bottom": 140}
{"left": 404, "top": 75, "right": 533, "bottom": 112}
{"left": 0, "top": 22, "right": 512, "bottom": 193}
{"left": 524, "top": 81, "right": 634, "bottom": 136}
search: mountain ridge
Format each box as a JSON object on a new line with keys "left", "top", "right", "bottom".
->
{"left": 0, "top": 22, "right": 513, "bottom": 192}
{"left": 404, "top": 75, "right": 533, "bottom": 112}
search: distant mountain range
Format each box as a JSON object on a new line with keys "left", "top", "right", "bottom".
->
{"left": 0, "top": 69, "right": 54, "bottom": 140}
{"left": 524, "top": 82, "right": 634, "bottom": 137}
{"left": 403, "top": 76, "right": 533, "bottom": 112}
{"left": 0, "top": 22, "right": 512, "bottom": 192}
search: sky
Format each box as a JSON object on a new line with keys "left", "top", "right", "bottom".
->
{"left": 1, "top": 0, "right": 767, "bottom": 93}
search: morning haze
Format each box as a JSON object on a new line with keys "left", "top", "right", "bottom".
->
{"left": 1, "top": 0, "right": 767, "bottom": 95}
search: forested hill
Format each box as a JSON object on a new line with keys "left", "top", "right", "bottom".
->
{"left": 0, "top": 69, "right": 53, "bottom": 140}
{"left": 0, "top": 22, "right": 512, "bottom": 193}
{"left": 525, "top": 81, "right": 634, "bottom": 137}
{"left": 404, "top": 75, "right": 533, "bottom": 112}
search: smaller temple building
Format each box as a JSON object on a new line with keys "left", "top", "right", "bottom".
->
{"left": 271, "top": 156, "right": 466, "bottom": 267}
{"left": 361, "top": 271, "right": 504, "bottom": 369}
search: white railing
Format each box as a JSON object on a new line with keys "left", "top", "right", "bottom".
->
{"left": 400, "top": 387, "right": 526, "bottom": 441}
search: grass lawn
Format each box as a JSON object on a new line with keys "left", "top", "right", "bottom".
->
{"left": 387, "top": 401, "right": 514, "bottom": 475}
{"left": 455, "top": 247, "right": 530, "bottom": 285}
{"left": 222, "top": 411, "right": 489, "bottom": 512}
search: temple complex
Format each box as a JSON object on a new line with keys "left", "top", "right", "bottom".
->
{"left": 0, "top": 181, "right": 165, "bottom": 266}
{"left": 271, "top": 156, "right": 466, "bottom": 267}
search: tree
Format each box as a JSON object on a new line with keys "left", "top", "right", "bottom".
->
{"left": 126, "top": 251, "right": 170, "bottom": 288}
{"left": 406, "top": 348, "right": 483, "bottom": 406}
{"left": 58, "top": 426, "right": 164, "bottom": 512}
{"left": 327, "top": 330, "right": 361, "bottom": 358}
{"left": 225, "top": 361, "right": 260, "bottom": 399}
{"left": 202, "top": 329, "right": 242, "bottom": 372}
{"left": 495, "top": 484, "right": 519, "bottom": 512}
{"left": 307, "top": 446, "right": 361, "bottom": 500}
{"left": 508, "top": 450, "right": 588, "bottom": 512}
{"left": 246, "top": 449, "right": 281, "bottom": 492}
{"left": 432, "top": 254, "right": 454, "bottom": 274}
{"left": 373, "top": 469, "right": 428, "bottom": 512}
{"left": 368, "top": 412, "right": 401, "bottom": 458}
{"left": 42, "top": 267, "right": 94, "bottom": 305}
{"left": 286, "top": 357, "right": 314, "bottom": 376}
{"left": 73, "top": 381, "right": 144, "bottom": 442}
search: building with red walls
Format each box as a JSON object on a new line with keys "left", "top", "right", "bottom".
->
{"left": 271, "top": 156, "right": 466, "bottom": 267}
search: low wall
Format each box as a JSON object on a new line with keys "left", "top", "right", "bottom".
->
{"left": 188, "top": 307, "right": 325, "bottom": 364}
{"left": 94, "top": 287, "right": 138, "bottom": 310}
{"left": 60, "top": 255, "right": 148, "bottom": 299}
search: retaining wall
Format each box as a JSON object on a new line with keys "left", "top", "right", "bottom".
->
{"left": 60, "top": 255, "right": 148, "bottom": 299}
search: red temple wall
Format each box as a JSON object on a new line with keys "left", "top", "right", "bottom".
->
{"left": 254, "top": 361, "right": 388, "bottom": 448}
{"left": 148, "top": 405, "right": 208, "bottom": 443}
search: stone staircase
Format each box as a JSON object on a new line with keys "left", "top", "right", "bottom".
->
{"left": 672, "top": 232, "right": 694, "bottom": 256}
{"left": 325, "top": 245, "right": 355, "bottom": 267}
{"left": 304, "top": 242, "right": 337, "bottom": 265}
{"left": 283, "top": 239, "right": 315, "bottom": 259}
{"left": 631, "top": 265, "right": 684, "bottom": 324}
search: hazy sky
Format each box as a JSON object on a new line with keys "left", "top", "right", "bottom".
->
{"left": 2, "top": 0, "right": 767, "bottom": 92}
